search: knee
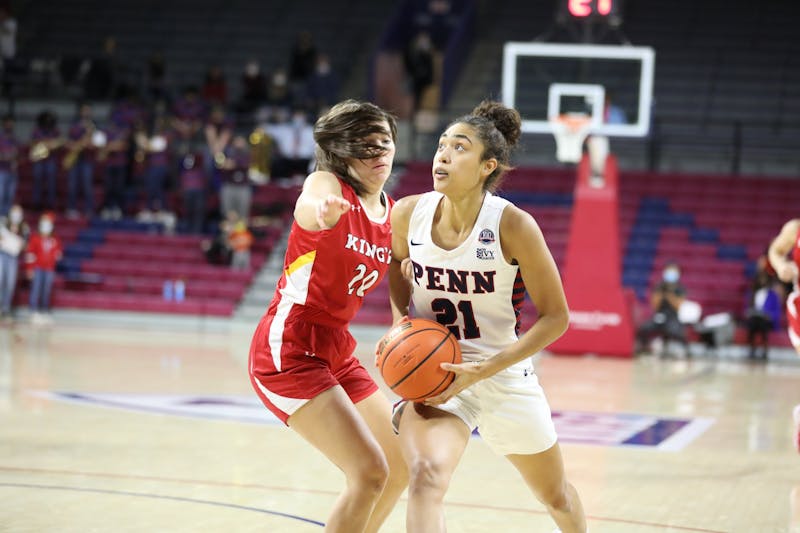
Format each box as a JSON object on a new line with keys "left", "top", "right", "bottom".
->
{"left": 537, "top": 482, "right": 572, "bottom": 513}
{"left": 351, "top": 451, "right": 390, "bottom": 495}
{"left": 407, "top": 457, "right": 450, "bottom": 500}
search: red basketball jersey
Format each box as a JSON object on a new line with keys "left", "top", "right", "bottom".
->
{"left": 265, "top": 178, "right": 393, "bottom": 327}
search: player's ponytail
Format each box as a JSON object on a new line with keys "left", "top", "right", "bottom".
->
{"left": 450, "top": 100, "right": 522, "bottom": 192}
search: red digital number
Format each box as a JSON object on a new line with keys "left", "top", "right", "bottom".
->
{"left": 568, "top": 0, "right": 592, "bottom": 16}
{"left": 568, "top": 0, "right": 613, "bottom": 17}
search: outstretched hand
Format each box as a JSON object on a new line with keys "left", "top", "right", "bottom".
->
{"left": 316, "top": 194, "right": 351, "bottom": 229}
{"left": 423, "top": 360, "right": 485, "bottom": 406}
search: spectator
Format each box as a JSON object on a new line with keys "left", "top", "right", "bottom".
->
{"left": 219, "top": 135, "right": 252, "bottom": 223}
{"left": 635, "top": 261, "right": 688, "bottom": 355}
{"left": 84, "top": 36, "right": 119, "bottom": 100}
{"left": 745, "top": 261, "right": 782, "bottom": 361}
{"left": 135, "top": 114, "right": 173, "bottom": 214}
{"left": 265, "top": 108, "right": 315, "bottom": 180}
{"left": 203, "top": 105, "right": 233, "bottom": 183}
{"left": 306, "top": 54, "right": 339, "bottom": 113}
{"left": 0, "top": 114, "right": 18, "bottom": 216}
{"left": 227, "top": 219, "right": 253, "bottom": 271}
{"left": 238, "top": 60, "right": 266, "bottom": 113}
{"left": 0, "top": 6, "right": 17, "bottom": 96}
{"left": 25, "top": 212, "right": 62, "bottom": 325}
{"left": 179, "top": 152, "right": 206, "bottom": 233}
{"left": 201, "top": 211, "right": 235, "bottom": 265}
{"left": 0, "top": 203, "right": 28, "bottom": 322}
{"left": 100, "top": 116, "right": 131, "bottom": 220}
{"left": 404, "top": 31, "right": 435, "bottom": 112}
{"left": 171, "top": 86, "right": 207, "bottom": 153}
{"left": 412, "top": 0, "right": 458, "bottom": 50}
{"left": 29, "top": 110, "right": 62, "bottom": 211}
{"left": 265, "top": 69, "right": 292, "bottom": 113}
{"left": 64, "top": 103, "right": 98, "bottom": 219}
{"left": 288, "top": 30, "right": 317, "bottom": 85}
{"left": 201, "top": 65, "right": 227, "bottom": 106}
{"left": 145, "top": 50, "right": 168, "bottom": 104}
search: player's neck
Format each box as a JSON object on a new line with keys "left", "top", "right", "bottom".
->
{"left": 437, "top": 192, "right": 485, "bottom": 236}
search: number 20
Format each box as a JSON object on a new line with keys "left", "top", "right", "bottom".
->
{"left": 347, "top": 264, "right": 379, "bottom": 297}
{"left": 431, "top": 298, "right": 480, "bottom": 339}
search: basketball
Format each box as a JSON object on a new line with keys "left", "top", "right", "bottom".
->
{"left": 376, "top": 318, "right": 462, "bottom": 401}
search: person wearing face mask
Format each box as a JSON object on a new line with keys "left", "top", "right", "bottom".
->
{"left": 24, "top": 213, "right": 62, "bottom": 325}
{"left": 0, "top": 114, "right": 19, "bottom": 217}
{"left": 635, "top": 261, "right": 688, "bottom": 355}
{"left": 0, "top": 204, "right": 29, "bottom": 322}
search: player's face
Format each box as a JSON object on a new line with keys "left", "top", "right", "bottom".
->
{"left": 432, "top": 123, "right": 493, "bottom": 195}
{"left": 346, "top": 121, "right": 395, "bottom": 193}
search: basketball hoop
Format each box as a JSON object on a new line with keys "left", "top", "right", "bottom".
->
{"left": 550, "top": 113, "right": 592, "bottom": 163}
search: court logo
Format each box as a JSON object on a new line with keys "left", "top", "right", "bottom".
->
{"left": 478, "top": 229, "right": 495, "bottom": 245}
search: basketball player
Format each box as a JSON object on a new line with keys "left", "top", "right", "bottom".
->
{"left": 386, "top": 101, "right": 587, "bottom": 532}
{"left": 248, "top": 100, "right": 408, "bottom": 532}
{"left": 767, "top": 218, "right": 800, "bottom": 454}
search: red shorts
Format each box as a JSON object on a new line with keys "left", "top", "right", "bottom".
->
{"left": 248, "top": 313, "right": 378, "bottom": 424}
{"left": 787, "top": 290, "right": 800, "bottom": 350}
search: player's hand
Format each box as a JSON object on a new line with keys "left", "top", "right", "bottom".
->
{"left": 423, "top": 361, "right": 484, "bottom": 406}
{"left": 776, "top": 261, "right": 798, "bottom": 283}
{"left": 400, "top": 257, "right": 414, "bottom": 282}
{"left": 374, "top": 315, "right": 410, "bottom": 366}
{"left": 316, "top": 194, "right": 351, "bottom": 229}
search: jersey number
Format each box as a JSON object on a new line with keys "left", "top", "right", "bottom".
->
{"left": 431, "top": 298, "right": 480, "bottom": 340}
{"left": 347, "top": 264, "right": 379, "bottom": 297}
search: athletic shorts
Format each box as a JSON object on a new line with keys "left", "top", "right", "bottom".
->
{"left": 787, "top": 290, "right": 800, "bottom": 350}
{"left": 396, "top": 364, "right": 558, "bottom": 456}
{"left": 249, "top": 313, "right": 378, "bottom": 424}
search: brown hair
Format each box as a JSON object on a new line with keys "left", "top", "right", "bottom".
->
{"left": 313, "top": 100, "right": 398, "bottom": 195}
{"left": 448, "top": 100, "right": 521, "bottom": 192}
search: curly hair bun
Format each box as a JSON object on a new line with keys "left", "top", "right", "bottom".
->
{"left": 471, "top": 100, "right": 522, "bottom": 149}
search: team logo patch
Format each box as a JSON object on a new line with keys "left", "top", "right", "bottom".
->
{"left": 476, "top": 248, "right": 495, "bottom": 260}
{"left": 478, "top": 229, "right": 495, "bottom": 245}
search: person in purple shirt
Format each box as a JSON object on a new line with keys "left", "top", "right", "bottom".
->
{"left": 218, "top": 135, "right": 251, "bottom": 223}
{"left": 65, "top": 103, "right": 97, "bottom": 218}
{"left": 172, "top": 86, "right": 207, "bottom": 153}
{"left": 0, "top": 115, "right": 19, "bottom": 216}
{"left": 179, "top": 151, "right": 206, "bottom": 233}
{"left": 203, "top": 105, "right": 234, "bottom": 186}
{"left": 100, "top": 118, "right": 130, "bottom": 219}
{"left": 29, "top": 110, "right": 61, "bottom": 211}
{"left": 135, "top": 115, "right": 173, "bottom": 213}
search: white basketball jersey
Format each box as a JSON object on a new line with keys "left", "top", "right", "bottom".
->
{"left": 408, "top": 192, "right": 528, "bottom": 371}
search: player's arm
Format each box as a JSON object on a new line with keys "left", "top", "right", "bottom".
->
{"left": 388, "top": 195, "right": 421, "bottom": 323}
{"left": 478, "top": 205, "right": 569, "bottom": 377}
{"left": 293, "top": 171, "right": 348, "bottom": 231}
{"left": 768, "top": 219, "right": 800, "bottom": 283}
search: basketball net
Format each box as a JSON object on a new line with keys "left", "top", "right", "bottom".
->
{"left": 550, "top": 113, "right": 592, "bottom": 163}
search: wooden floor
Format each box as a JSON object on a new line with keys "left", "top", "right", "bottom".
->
{"left": 1, "top": 318, "right": 799, "bottom": 533}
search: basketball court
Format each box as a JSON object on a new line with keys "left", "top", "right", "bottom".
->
{"left": 1, "top": 315, "right": 798, "bottom": 532}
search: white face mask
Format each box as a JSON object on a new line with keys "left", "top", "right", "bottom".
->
{"left": 39, "top": 221, "right": 53, "bottom": 235}
{"left": 9, "top": 210, "right": 22, "bottom": 224}
{"left": 663, "top": 268, "right": 680, "bottom": 283}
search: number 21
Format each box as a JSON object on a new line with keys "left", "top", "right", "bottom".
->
{"left": 431, "top": 298, "right": 480, "bottom": 339}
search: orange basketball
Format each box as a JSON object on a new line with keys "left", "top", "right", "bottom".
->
{"left": 376, "top": 318, "right": 462, "bottom": 401}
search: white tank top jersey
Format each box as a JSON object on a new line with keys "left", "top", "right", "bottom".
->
{"left": 408, "top": 191, "right": 529, "bottom": 373}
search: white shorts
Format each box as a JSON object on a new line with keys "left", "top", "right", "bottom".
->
{"left": 397, "top": 365, "right": 558, "bottom": 456}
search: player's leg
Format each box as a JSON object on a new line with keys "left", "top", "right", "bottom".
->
{"left": 354, "top": 391, "right": 409, "bottom": 533}
{"left": 506, "top": 443, "right": 587, "bottom": 533}
{"left": 398, "top": 402, "right": 471, "bottom": 533}
{"left": 289, "top": 386, "right": 390, "bottom": 533}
